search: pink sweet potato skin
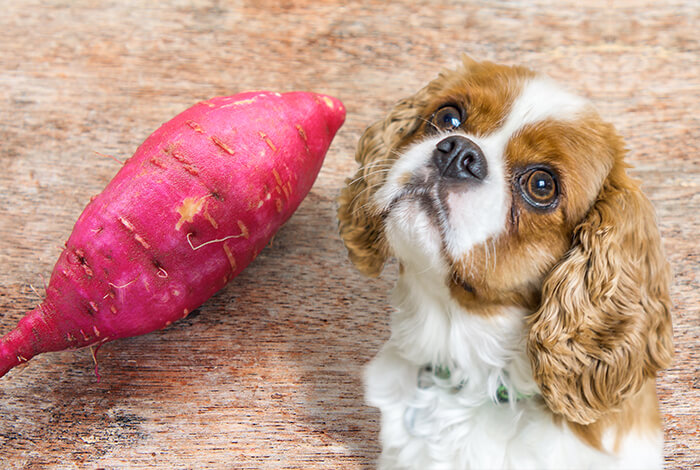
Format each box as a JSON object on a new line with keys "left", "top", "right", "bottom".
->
{"left": 0, "top": 91, "right": 345, "bottom": 378}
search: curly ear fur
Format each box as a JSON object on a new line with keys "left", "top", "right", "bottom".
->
{"left": 527, "top": 162, "right": 674, "bottom": 425}
{"left": 337, "top": 85, "right": 436, "bottom": 276}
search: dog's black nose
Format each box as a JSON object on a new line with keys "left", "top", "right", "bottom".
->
{"left": 432, "top": 136, "right": 488, "bottom": 181}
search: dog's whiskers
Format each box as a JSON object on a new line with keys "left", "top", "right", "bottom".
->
{"left": 348, "top": 180, "right": 384, "bottom": 210}
{"left": 348, "top": 167, "right": 392, "bottom": 186}
{"left": 356, "top": 159, "right": 396, "bottom": 173}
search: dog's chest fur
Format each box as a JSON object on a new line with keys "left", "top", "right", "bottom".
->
{"left": 365, "top": 270, "right": 663, "bottom": 469}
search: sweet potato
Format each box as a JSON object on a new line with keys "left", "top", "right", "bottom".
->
{"left": 0, "top": 91, "right": 345, "bottom": 378}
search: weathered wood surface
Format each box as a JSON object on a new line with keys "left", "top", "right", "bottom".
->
{"left": 0, "top": 1, "right": 697, "bottom": 468}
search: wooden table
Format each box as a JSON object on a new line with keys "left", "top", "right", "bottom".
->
{"left": 1, "top": 1, "right": 697, "bottom": 468}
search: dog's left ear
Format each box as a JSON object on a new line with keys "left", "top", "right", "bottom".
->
{"left": 337, "top": 86, "right": 433, "bottom": 277}
{"left": 527, "top": 162, "right": 673, "bottom": 425}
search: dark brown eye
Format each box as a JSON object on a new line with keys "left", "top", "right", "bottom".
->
{"left": 519, "top": 168, "right": 558, "bottom": 209}
{"left": 431, "top": 106, "right": 463, "bottom": 131}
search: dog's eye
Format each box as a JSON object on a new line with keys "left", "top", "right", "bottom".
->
{"left": 431, "top": 106, "right": 463, "bottom": 130}
{"left": 519, "top": 168, "right": 559, "bottom": 209}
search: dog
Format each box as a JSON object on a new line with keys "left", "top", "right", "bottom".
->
{"left": 337, "top": 56, "right": 673, "bottom": 469}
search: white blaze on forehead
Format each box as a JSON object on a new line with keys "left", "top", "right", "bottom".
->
{"left": 473, "top": 76, "right": 591, "bottom": 167}
{"left": 502, "top": 76, "right": 590, "bottom": 137}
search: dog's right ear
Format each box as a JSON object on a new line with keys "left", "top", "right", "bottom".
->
{"left": 527, "top": 161, "right": 673, "bottom": 425}
{"left": 337, "top": 88, "right": 431, "bottom": 277}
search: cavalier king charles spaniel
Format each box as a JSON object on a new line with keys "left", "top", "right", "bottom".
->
{"left": 338, "top": 56, "right": 673, "bottom": 469}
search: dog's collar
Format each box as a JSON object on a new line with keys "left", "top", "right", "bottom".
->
{"left": 404, "top": 365, "right": 536, "bottom": 438}
{"left": 419, "top": 365, "right": 533, "bottom": 404}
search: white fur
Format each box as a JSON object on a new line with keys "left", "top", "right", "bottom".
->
{"left": 503, "top": 76, "right": 589, "bottom": 136}
{"left": 366, "top": 267, "right": 663, "bottom": 469}
{"left": 364, "top": 76, "right": 663, "bottom": 469}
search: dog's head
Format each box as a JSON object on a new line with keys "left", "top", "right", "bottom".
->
{"left": 338, "top": 56, "right": 672, "bottom": 425}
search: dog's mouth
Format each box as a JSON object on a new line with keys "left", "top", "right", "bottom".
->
{"left": 383, "top": 174, "right": 448, "bottom": 228}
{"left": 382, "top": 169, "right": 456, "bottom": 247}
{"left": 385, "top": 179, "right": 434, "bottom": 211}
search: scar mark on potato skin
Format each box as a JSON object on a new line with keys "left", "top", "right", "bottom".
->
{"left": 176, "top": 196, "right": 209, "bottom": 231}
{"left": 134, "top": 234, "right": 150, "bottom": 249}
{"left": 219, "top": 97, "right": 257, "bottom": 108}
{"left": 185, "top": 120, "right": 205, "bottom": 134}
{"left": 119, "top": 217, "right": 136, "bottom": 232}
{"left": 72, "top": 248, "right": 95, "bottom": 278}
{"left": 272, "top": 168, "right": 283, "bottom": 186}
{"left": 237, "top": 220, "right": 249, "bottom": 239}
{"left": 204, "top": 211, "right": 219, "bottom": 229}
{"left": 163, "top": 144, "right": 199, "bottom": 176}
{"left": 210, "top": 136, "right": 236, "bottom": 156}
{"left": 118, "top": 216, "right": 151, "bottom": 249}
{"left": 259, "top": 131, "right": 277, "bottom": 152}
{"left": 223, "top": 243, "right": 237, "bottom": 272}
{"left": 296, "top": 124, "right": 310, "bottom": 154}
{"left": 149, "top": 156, "right": 167, "bottom": 169}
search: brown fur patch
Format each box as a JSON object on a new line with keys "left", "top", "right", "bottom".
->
{"left": 565, "top": 380, "right": 662, "bottom": 451}
{"left": 527, "top": 158, "right": 673, "bottom": 425}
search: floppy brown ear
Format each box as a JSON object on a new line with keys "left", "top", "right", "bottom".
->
{"left": 527, "top": 163, "right": 673, "bottom": 425}
{"left": 337, "top": 87, "right": 432, "bottom": 276}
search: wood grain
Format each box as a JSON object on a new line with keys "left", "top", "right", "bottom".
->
{"left": 0, "top": 1, "right": 697, "bottom": 468}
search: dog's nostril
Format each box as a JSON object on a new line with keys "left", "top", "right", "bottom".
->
{"left": 433, "top": 136, "right": 488, "bottom": 181}
{"left": 436, "top": 138, "right": 456, "bottom": 154}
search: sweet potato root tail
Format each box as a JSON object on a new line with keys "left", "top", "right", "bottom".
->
{"left": 0, "top": 305, "right": 74, "bottom": 377}
{"left": 1, "top": 307, "right": 41, "bottom": 377}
